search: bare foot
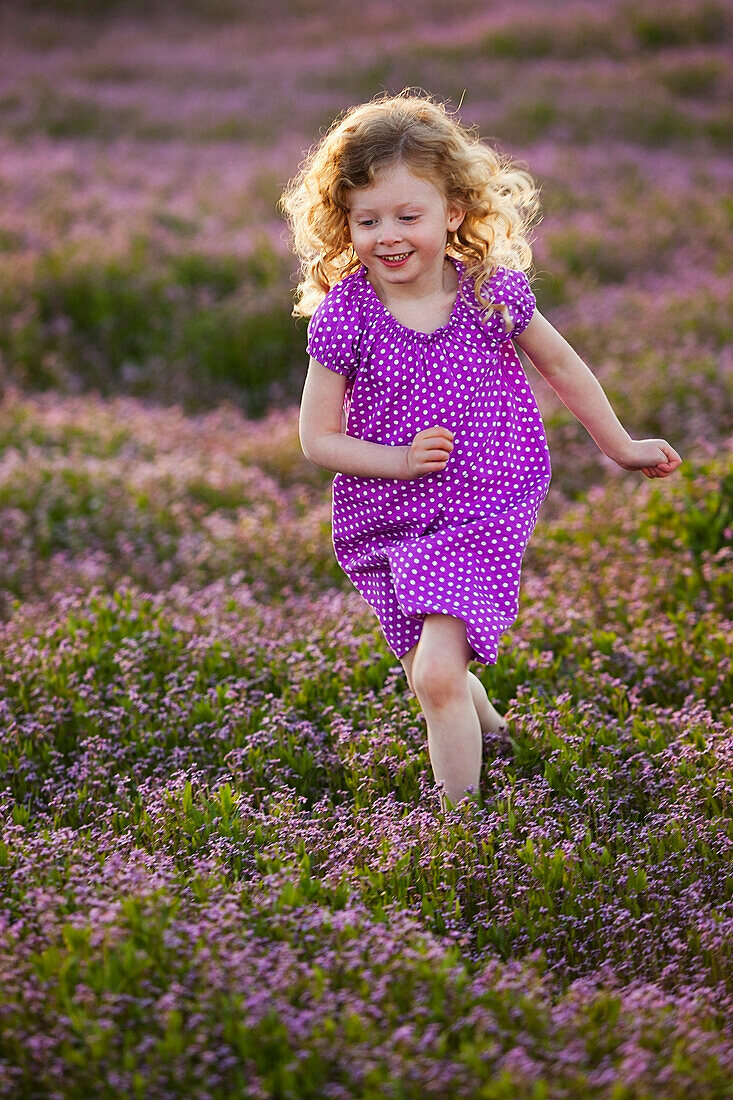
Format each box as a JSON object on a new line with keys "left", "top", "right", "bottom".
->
{"left": 485, "top": 698, "right": 508, "bottom": 735}
{"left": 467, "top": 669, "right": 508, "bottom": 736}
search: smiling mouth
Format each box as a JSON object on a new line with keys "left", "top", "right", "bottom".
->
{"left": 379, "top": 252, "right": 412, "bottom": 261}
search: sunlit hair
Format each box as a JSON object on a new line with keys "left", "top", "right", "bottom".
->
{"left": 278, "top": 88, "right": 541, "bottom": 328}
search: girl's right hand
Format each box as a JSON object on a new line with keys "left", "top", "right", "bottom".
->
{"left": 404, "top": 426, "right": 454, "bottom": 478}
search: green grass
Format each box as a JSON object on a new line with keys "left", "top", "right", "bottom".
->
{"left": 0, "top": 237, "right": 306, "bottom": 413}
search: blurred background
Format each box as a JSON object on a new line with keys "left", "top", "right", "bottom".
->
{"left": 0, "top": 0, "right": 731, "bottom": 608}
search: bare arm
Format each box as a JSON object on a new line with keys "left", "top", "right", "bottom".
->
{"left": 515, "top": 311, "right": 681, "bottom": 478}
{"left": 299, "top": 358, "right": 408, "bottom": 477}
{"left": 299, "top": 358, "right": 453, "bottom": 479}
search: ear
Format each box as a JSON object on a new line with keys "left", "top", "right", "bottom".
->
{"left": 447, "top": 205, "right": 466, "bottom": 232}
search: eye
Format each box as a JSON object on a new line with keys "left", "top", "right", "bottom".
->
{"left": 401, "top": 215, "right": 418, "bottom": 221}
{"left": 358, "top": 219, "right": 376, "bottom": 227}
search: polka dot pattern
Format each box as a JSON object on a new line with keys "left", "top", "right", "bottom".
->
{"left": 306, "top": 257, "right": 552, "bottom": 665}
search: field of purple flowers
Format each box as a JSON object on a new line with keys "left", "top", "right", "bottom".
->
{"left": 1, "top": 0, "right": 732, "bottom": 1097}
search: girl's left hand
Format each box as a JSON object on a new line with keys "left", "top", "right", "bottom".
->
{"left": 615, "top": 439, "right": 682, "bottom": 479}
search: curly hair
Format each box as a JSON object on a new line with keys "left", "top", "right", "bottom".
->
{"left": 278, "top": 88, "right": 541, "bottom": 327}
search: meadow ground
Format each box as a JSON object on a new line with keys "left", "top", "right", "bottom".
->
{"left": 0, "top": 1, "right": 731, "bottom": 1096}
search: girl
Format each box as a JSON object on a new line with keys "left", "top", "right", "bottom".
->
{"left": 279, "top": 89, "right": 681, "bottom": 813}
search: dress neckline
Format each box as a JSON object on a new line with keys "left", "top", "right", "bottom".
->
{"left": 360, "top": 255, "right": 466, "bottom": 340}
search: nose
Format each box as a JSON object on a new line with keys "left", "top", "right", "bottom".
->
{"left": 378, "top": 219, "right": 403, "bottom": 245}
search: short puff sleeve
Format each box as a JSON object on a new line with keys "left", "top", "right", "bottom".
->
{"left": 306, "top": 281, "right": 362, "bottom": 381}
{"left": 500, "top": 268, "right": 537, "bottom": 339}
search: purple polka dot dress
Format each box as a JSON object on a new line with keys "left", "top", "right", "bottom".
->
{"left": 306, "top": 255, "right": 552, "bottom": 665}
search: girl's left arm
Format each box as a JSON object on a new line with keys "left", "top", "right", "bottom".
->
{"left": 515, "top": 311, "right": 682, "bottom": 479}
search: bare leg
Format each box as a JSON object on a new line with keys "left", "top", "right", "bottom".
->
{"left": 424, "top": 677, "right": 482, "bottom": 812}
{"left": 401, "top": 649, "right": 507, "bottom": 736}
{"left": 407, "top": 615, "right": 483, "bottom": 812}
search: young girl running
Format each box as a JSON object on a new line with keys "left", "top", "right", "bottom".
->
{"left": 279, "top": 90, "right": 681, "bottom": 813}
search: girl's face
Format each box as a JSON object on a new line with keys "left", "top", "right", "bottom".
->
{"left": 345, "top": 160, "right": 465, "bottom": 291}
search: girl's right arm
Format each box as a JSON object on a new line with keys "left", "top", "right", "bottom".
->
{"left": 299, "top": 358, "right": 454, "bottom": 479}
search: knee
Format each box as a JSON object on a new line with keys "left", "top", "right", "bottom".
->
{"left": 412, "top": 653, "right": 464, "bottom": 710}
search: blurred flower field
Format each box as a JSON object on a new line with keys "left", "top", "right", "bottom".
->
{"left": 0, "top": 0, "right": 732, "bottom": 1097}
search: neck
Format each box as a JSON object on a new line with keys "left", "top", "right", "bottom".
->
{"left": 367, "top": 255, "right": 457, "bottom": 306}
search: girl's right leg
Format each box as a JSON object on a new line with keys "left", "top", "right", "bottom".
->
{"left": 399, "top": 614, "right": 507, "bottom": 810}
{"left": 400, "top": 644, "right": 506, "bottom": 735}
{"left": 408, "top": 613, "right": 480, "bottom": 810}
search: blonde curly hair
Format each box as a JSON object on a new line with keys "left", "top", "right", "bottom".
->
{"left": 278, "top": 88, "right": 541, "bottom": 326}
